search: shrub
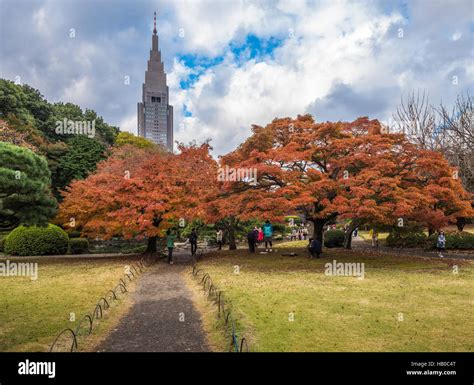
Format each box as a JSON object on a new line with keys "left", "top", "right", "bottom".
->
{"left": 4, "top": 224, "right": 69, "bottom": 256}
{"left": 324, "top": 230, "right": 345, "bottom": 248}
{"left": 69, "top": 238, "right": 89, "bottom": 254}
{"left": 120, "top": 244, "right": 147, "bottom": 254}
{"left": 386, "top": 231, "right": 427, "bottom": 248}
{"left": 0, "top": 231, "right": 9, "bottom": 252}
{"left": 68, "top": 230, "right": 82, "bottom": 239}
{"left": 426, "top": 232, "right": 474, "bottom": 250}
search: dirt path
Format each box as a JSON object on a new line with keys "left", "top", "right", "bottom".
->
{"left": 97, "top": 253, "right": 209, "bottom": 352}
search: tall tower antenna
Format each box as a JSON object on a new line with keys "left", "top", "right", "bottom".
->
{"left": 153, "top": 12, "right": 157, "bottom": 35}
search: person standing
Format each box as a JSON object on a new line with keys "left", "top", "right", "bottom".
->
{"left": 263, "top": 220, "right": 274, "bottom": 252}
{"left": 372, "top": 229, "right": 379, "bottom": 248}
{"left": 437, "top": 231, "right": 446, "bottom": 258}
{"left": 166, "top": 229, "right": 176, "bottom": 265}
{"left": 189, "top": 228, "right": 198, "bottom": 256}
{"left": 307, "top": 237, "right": 322, "bottom": 259}
{"left": 247, "top": 228, "right": 258, "bottom": 253}
{"left": 302, "top": 226, "right": 308, "bottom": 240}
{"left": 257, "top": 227, "right": 264, "bottom": 246}
{"left": 216, "top": 228, "right": 223, "bottom": 250}
{"left": 291, "top": 228, "right": 297, "bottom": 241}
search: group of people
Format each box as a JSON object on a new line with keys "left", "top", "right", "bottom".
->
{"left": 165, "top": 228, "right": 199, "bottom": 264}
{"left": 290, "top": 226, "right": 309, "bottom": 241}
{"left": 247, "top": 220, "right": 274, "bottom": 253}
{"left": 164, "top": 220, "right": 449, "bottom": 264}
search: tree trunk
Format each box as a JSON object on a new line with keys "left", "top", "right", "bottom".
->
{"left": 456, "top": 217, "right": 466, "bottom": 231}
{"left": 145, "top": 236, "right": 157, "bottom": 254}
{"left": 428, "top": 227, "right": 435, "bottom": 236}
{"left": 312, "top": 219, "right": 325, "bottom": 244}
{"left": 343, "top": 221, "right": 361, "bottom": 249}
{"left": 227, "top": 219, "right": 237, "bottom": 250}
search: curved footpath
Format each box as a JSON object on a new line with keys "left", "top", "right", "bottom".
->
{"left": 97, "top": 251, "right": 209, "bottom": 352}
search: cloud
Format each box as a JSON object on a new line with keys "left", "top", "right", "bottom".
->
{"left": 0, "top": 0, "right": 472, "bottom": 157}
{"left": 307, "top": 82, "right": 400, "bottom": 122}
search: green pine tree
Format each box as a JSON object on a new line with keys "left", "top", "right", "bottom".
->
{"left": 0, "top": 142, "right": 57, "bottom": 230}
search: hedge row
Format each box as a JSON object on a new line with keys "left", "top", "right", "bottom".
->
{"left": 427, "top": 232, "right": 474, "bottom": 250}
{"left": 386, "top": 231, "right": 474, "bottom": 249}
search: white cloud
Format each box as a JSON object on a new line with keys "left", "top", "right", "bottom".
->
{"left": 452, "top": 31, "right": 462, "bottom": 41}
{"left": 169, "top": 1, "right": 407, "bottom": 154}
{"left": 61, "top": 75, "right": 96, "bottom": 106}
{"left": 1, "top": 0, "right": 472, "bottom": 157}
{"left": 118, "top": 114, "right": 137, "bottom": 135}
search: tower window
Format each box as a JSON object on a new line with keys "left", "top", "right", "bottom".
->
{"left": 151, "top": 96, "right": 161, "bottom": 103}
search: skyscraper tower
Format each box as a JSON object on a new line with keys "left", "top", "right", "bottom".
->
{"left": 137, "top": 12, "right": 173, "bottom": 150}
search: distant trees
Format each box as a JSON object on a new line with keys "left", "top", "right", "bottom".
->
{"left": 115, "top": 132, "right": 155, "bottom": 149}
{"left": 0, "top": 79, "right": 118, "bottom": 198}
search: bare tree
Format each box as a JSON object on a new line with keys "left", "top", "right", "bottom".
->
{"left": 437, "top": 93, "right": 473, "bottom": 230}
{"left": 392, "top": 90, "right": 444, "bottom": 151}
{"left": 438, "top": 92, "right": 474, "bottom": 150}
{"left": 393, "top": 90, "right": 473, "bottom": 231}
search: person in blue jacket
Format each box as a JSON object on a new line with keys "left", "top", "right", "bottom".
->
{"left": 263, "top": 220, "right": 273, "bottom": 252}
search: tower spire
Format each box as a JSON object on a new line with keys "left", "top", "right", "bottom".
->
{"left": 153, "top": 12, "right": 157, "bottom": 35}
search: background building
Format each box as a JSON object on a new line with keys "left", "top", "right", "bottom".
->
{"left": 137, "top": 13, "right": 173, "bottom": 150}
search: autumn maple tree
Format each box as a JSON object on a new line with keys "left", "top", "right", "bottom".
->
{"left": 57, "top": 143, "right": 217, "bottom": 253}
{"left": 220, "top": 114, "right": 473, "bottom": 248}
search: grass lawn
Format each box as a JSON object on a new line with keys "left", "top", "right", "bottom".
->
{"left": 192, "top": 245, "right": 474, "bottom": 352}
{"left": 0, "top": 255, "right": 140, "bottom": 352}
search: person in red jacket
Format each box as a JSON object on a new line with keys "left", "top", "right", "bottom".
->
{"left": 257, "top": 227, "right": 264, "bottom": 246}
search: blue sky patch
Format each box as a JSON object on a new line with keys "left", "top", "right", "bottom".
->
{"left": 229, "top": 34, "right": 283, "bottom": 64}
{"left": 178, "top": 34, "right": 284, "bottom": 90}
{"left": 183, "top": 103, "right": 192, "bottom": 117}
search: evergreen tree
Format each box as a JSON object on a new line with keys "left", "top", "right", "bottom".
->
{"left": 0, "top": 142, "right": 57, "bottom": 230}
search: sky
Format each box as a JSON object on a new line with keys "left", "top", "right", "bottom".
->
{"left": 0, "top": 0, "right": 473, "bottom": 156}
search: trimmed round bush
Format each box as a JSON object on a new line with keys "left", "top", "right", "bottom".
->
{"left": 69, "top": 238, "right": 89, "bottom": 254}
{"left": 426, "top": 231, "right": 474, "bottom": 250}
{"left": 386, "top": 231, "right": 427, "bottom": 248}
{"left": 4, "top": 224, "right": 69, "bottom": 256}
{"left": 324, "top": 230, "right": 345, "bottom": 248}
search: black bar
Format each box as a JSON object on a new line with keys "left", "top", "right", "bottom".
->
{"left": 0, "top": 352, "right": 472, "bottom": 384}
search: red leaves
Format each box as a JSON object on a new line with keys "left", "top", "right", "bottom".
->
{"left": 57, "top": 143, "right": 218, "bottom": 238}
{"left": 219, "top": 115, "right": 473, "bottom": 229}
{"left": 57, "top": 114, "right": 473, "bottom": 236}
